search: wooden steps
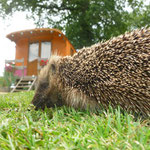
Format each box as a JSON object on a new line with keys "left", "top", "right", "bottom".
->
{"left": 11, "top": 76, "right": 37, "bottom": 93}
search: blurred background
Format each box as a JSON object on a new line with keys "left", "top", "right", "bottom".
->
{"left": 0, "top": 0, "right": 150, "bottom": 76}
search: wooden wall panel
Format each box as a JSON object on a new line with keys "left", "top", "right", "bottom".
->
{"left": 15, "top": 38, "right": 28, "bottom": 66}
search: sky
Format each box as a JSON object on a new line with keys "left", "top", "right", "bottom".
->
{"left": 0, "top": 12, "right": 35, "bottom": 76}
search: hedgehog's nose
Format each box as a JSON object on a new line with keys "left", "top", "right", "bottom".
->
{"left": 32, "top": 95, "right": 46, "bottom": 110}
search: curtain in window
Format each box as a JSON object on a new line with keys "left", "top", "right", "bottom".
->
{"left": 29, "top": 43, "right": 39, "bottom": 62}
{"left": 41, "top": 42, "right": 51, "bottom": 59}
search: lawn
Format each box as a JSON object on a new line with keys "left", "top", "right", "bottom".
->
{"left": 0, "top": 92, "right": 149, "bottom": 150}
{"left": 0, "top": 77, "right": 5, "bottom": 87}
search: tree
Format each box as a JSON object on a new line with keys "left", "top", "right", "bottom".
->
{"left": 128, "top": 3, "right": 150, "bottom": 29}
{"left": 0, "top": 0, "right": 145, "bottom": 49}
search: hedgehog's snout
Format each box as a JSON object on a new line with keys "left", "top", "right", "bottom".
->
{"left": 32, "top": 92, "right": 62, "bottom": 109}
{"left": 32, "top": 94, "right": 46, "bottom": 110}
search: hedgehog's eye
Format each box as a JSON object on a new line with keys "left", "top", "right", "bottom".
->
{"left": 38, "top": 81, "right": 49, "bottom": 91}
{"left": 41, "top": 82, "right": 48, "bottom": 89}
{"left": 50, "top": 63, "right": 56, "bottom": 75}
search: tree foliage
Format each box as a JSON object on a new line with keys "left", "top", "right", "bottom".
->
{"left": 128, "top": 3, "right": 150, "bottom": 29}
{"left": 0, "top": 0, "right": 147, "bottom": 49}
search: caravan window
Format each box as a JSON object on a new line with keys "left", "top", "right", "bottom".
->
{"left": 41, "top": 42, "right": 51, "bottom": 59}
{"left": 29, "top": 43, "right": 39, "bottom": 62}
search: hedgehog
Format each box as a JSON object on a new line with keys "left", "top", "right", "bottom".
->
{"left": 32, "top": 28, "right": 150, "bottom": 117}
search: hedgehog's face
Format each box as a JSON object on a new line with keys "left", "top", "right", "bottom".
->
{"left": 31, "top": 62, "right": 63, "bottom": 110}
{"left": 32, "top": 79, "right": 49, "bottom": 110}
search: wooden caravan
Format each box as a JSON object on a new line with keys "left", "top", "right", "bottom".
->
{"left": 7, "top": 28, "right": 76, "bottom": 76}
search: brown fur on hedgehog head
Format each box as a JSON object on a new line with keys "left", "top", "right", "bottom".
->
{"left": 31, "top": 55, "right": 64, "bottom": 109}
{"left": 32, "top": 55, "right": 99, "bottom": 111}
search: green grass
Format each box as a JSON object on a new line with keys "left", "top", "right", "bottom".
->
{"left": 0, "top": 77, "right": 5, "bottom": 87}
{"left": 0, "top": 92, "right": 150, "bottom": 150}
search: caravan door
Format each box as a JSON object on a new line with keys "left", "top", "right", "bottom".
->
{"left": 27, "top": 41, "right": 51, "bottom": 76}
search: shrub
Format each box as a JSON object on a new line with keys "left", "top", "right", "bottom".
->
{"left": 3, "top": 62, "right": 17, "bottom": 87}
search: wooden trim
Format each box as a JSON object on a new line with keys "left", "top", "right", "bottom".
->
{"left": 5, "top": 58, "right": 24, "bottom": 63}
{"left": 39, "top": 40, "right": 41, "bottom": 58}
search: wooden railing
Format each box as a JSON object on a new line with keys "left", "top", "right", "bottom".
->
{"left": 5, "top": 58, "right": 26, "bottom": 77}
{"left": 5, "top": 58, "right": 49, "bottom": 77}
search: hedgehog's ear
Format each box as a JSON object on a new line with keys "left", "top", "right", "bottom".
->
{"left": 50, "top": 63, "right": 56, "bottom": 75}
